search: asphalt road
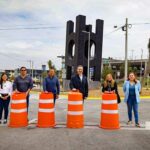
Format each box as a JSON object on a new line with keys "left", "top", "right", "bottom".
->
{"left": 0, "top": 94, "right": 150, "bottom": 150}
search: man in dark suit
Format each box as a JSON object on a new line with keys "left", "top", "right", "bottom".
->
{"left": 70, "top": 65, "right": 88, "bottom": 101}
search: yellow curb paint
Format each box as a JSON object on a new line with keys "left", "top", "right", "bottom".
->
{"left": 30, "top": 91, "right": 150, "bottom": 100}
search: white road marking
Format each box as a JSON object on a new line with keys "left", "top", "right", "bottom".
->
{"left": 28, "top": 118, "right": 37, "bottom": 124}
{"left": 1, "top": 120, "right": 149, "bottom": 131}
{"left": 145, "top": 121, "right": 150, "bottom": 129}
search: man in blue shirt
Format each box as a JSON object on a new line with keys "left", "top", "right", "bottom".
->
{"left": 13, "top": 66, "right": 33, "bottom": 112}
{"left": 43, "top": 67, "right": 60, "bottom": 104}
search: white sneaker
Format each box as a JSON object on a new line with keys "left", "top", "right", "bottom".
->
{"left": 127, "top": 121, "right": 133, "bottom": 125}
{"left": 3, "top": 119, "right": 7, "bottom": 124}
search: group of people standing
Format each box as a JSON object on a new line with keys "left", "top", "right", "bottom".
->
{"left": 102, "top": 72, "right": 141, "bottom": 127}
{"left": 0, "top": 67, "right": 33, "bottom": 124}
{"left": 0, "top": 65, "right": 141, "bottom": 127}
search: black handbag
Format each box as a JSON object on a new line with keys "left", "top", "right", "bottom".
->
{"left": 116, "top": 93, "right": 121, "bottom": 104}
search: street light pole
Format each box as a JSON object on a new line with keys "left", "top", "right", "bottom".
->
{"left": 57, "top": 55, "right": 65, "bottom": 92}
{"left": 82, "top": 30, "right": 90, "bottom": 83}
{"left": 31, "top": 61, "right": 34, "bottom": 79}
{"left": 124, "top": 18, "right": 128, "bottom": 81}
{"left": 28, "top": 60, "right": 33, "bottom": 78}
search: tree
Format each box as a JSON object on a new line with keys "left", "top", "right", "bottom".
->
{"left": 41, "top": 71, "right": 47, "bottom": 79}
{"left": 102, "top": 66, "right": 113, "bottom": 80}
{"left": 47, "top": 60, "right": 56, "bottom": 70}
{"left": 120, "top": 62, "right": 133, "bottom": 78}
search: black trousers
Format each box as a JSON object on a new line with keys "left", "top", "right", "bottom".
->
{"left": 0, "top": 96, "right": 10, "bottom": 120}
{"left": 26, "top": 94, "right": 29, "bottom": 112}
{"left": 53, "top": 94, "right": 56, "bottom": 105}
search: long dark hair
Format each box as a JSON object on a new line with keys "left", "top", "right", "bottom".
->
{"left": 0, "top": 73, "right": 7, "bottom": 89}
{"left": 127, "top": 72, "right": 137, "bottom": 84}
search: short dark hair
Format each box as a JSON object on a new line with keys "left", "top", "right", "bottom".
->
{"left": 20, "top": 66, "right": 27, "bottom": 71}
{"left": 49, "top": 67, "right": 55, "bottom": 70}
{"left": 77, "top": 65, "right": 83, "bottom": 69}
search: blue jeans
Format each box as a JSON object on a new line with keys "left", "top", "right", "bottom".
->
{"left": 127, "top": 95, "right": 139, "bottom": 124}
{"left": 0, "top": 97, "right": 10, "bottom": 120}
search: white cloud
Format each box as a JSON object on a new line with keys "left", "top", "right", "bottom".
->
{"left": 6, "top": 41, "right": 33, "bottom": 49}
{"left": 0, "top": 0, "right": 150, "bottom": 70}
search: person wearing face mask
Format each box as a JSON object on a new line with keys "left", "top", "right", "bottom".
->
{"left": 70, "top": 65, "right": 88, "bottom": 102}
{"left": 0, "top": 73, "right": 12, "bottom": 124}
{"left": 102, "top": 73, "right": 121, "bottom": 104}
{"left": 123, "top": 72, "right": 141, "bottom": 127}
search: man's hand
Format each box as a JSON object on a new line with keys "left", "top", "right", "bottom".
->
{"left": 44, "top": 91, "right": 48, "bottom": 93}
{"left": 15, "top": 90, "right": 20, "bottom": 93}
{"left": 26, "top": 91, "right": 29, "bottom": 96}
{"left": 56, "top": 95, "right": 59, "bottom": 99}
{"left": 72, "top": 88, "right": 77, "bottom": 91}
{"left": 26, "top": 89, "right": 31, "bottom": 96}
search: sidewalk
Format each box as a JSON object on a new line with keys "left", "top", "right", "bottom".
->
{"left": 30, "top": 91, "right": 150, "bottom": 100}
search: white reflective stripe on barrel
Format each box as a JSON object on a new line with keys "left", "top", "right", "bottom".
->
{"left": 102, "top": 100, "right": 117, "bottom": 104}
{"left": 11, "top": 108, "right": 27, "bottom": 113}
{"left": 38, "top": 108, "right": 54, "bottom": 113}
{"left": 68, "top": 101, "right": 83, "bottom": 105}
{"left": 68, "top": 111, "right": 83, "bottom": 115}
{"left": 11, "top": 99, "right": 26, "bottom": 104}
{"left": 39, "top": 99, "right": 53, "bottom": 104}
{"left": 102, "top": 110, "right": 118, "bottom": 114}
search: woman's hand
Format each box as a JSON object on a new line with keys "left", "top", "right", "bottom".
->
{"left": 109, "top": 90, "right": 115, "bottom": 94}
{"left": 2, "top": 96, "right": 8, "bottom": 100}
{"left": 104, "top": 91, "right": 115, "bottom": 94}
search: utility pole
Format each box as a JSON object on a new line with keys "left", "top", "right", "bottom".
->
{"left": 114, "top": 18, "right": 131, "bottom": 81}
{"left": 131, "top": 49, "right": 134, "bottom": 60}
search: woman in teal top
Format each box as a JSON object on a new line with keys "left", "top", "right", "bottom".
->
{"left": 123, "top": 72, "right": 141, "bottom": 127}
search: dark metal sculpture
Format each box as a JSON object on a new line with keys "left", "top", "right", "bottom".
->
{"left": 65, "top": 15, "right": 104, "bottom": 81}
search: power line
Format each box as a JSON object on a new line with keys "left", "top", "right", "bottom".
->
{"left": 0, "top": 52, "right": 27, "bottom": 61}
{"left": 104, "top": 26, "right": 122, "bottom": 36}
{"left": 0, "top": 23, "right": 60, "bottom": 27}
{"left": 0, "top": 26, "right": 64, "bottom": 31}
{"left": 132, "top": 22, "right": 150, "bottom": 25}
{"left": 104, "top": 22, "right": 150, "bottom": 36}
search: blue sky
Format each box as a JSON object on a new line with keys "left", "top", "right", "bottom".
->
{"left": 0, "top": 0, "right": 150, "bottom": 70}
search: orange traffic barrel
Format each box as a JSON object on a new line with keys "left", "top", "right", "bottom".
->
{"left": 100, "top": 93, "right": 120, "bottom": 129}
{"left": 9, "top": 93, "right": 28, "bottom": 128}
{"left": 37, "top": 92, "right": 55, "bottom": 128}
{"left": 67, "top": 91, "right": 84, "bottom": 128}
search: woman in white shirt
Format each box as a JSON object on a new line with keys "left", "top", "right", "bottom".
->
{"left": 0, "top": 73, "right": 12, "bottom": 124}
